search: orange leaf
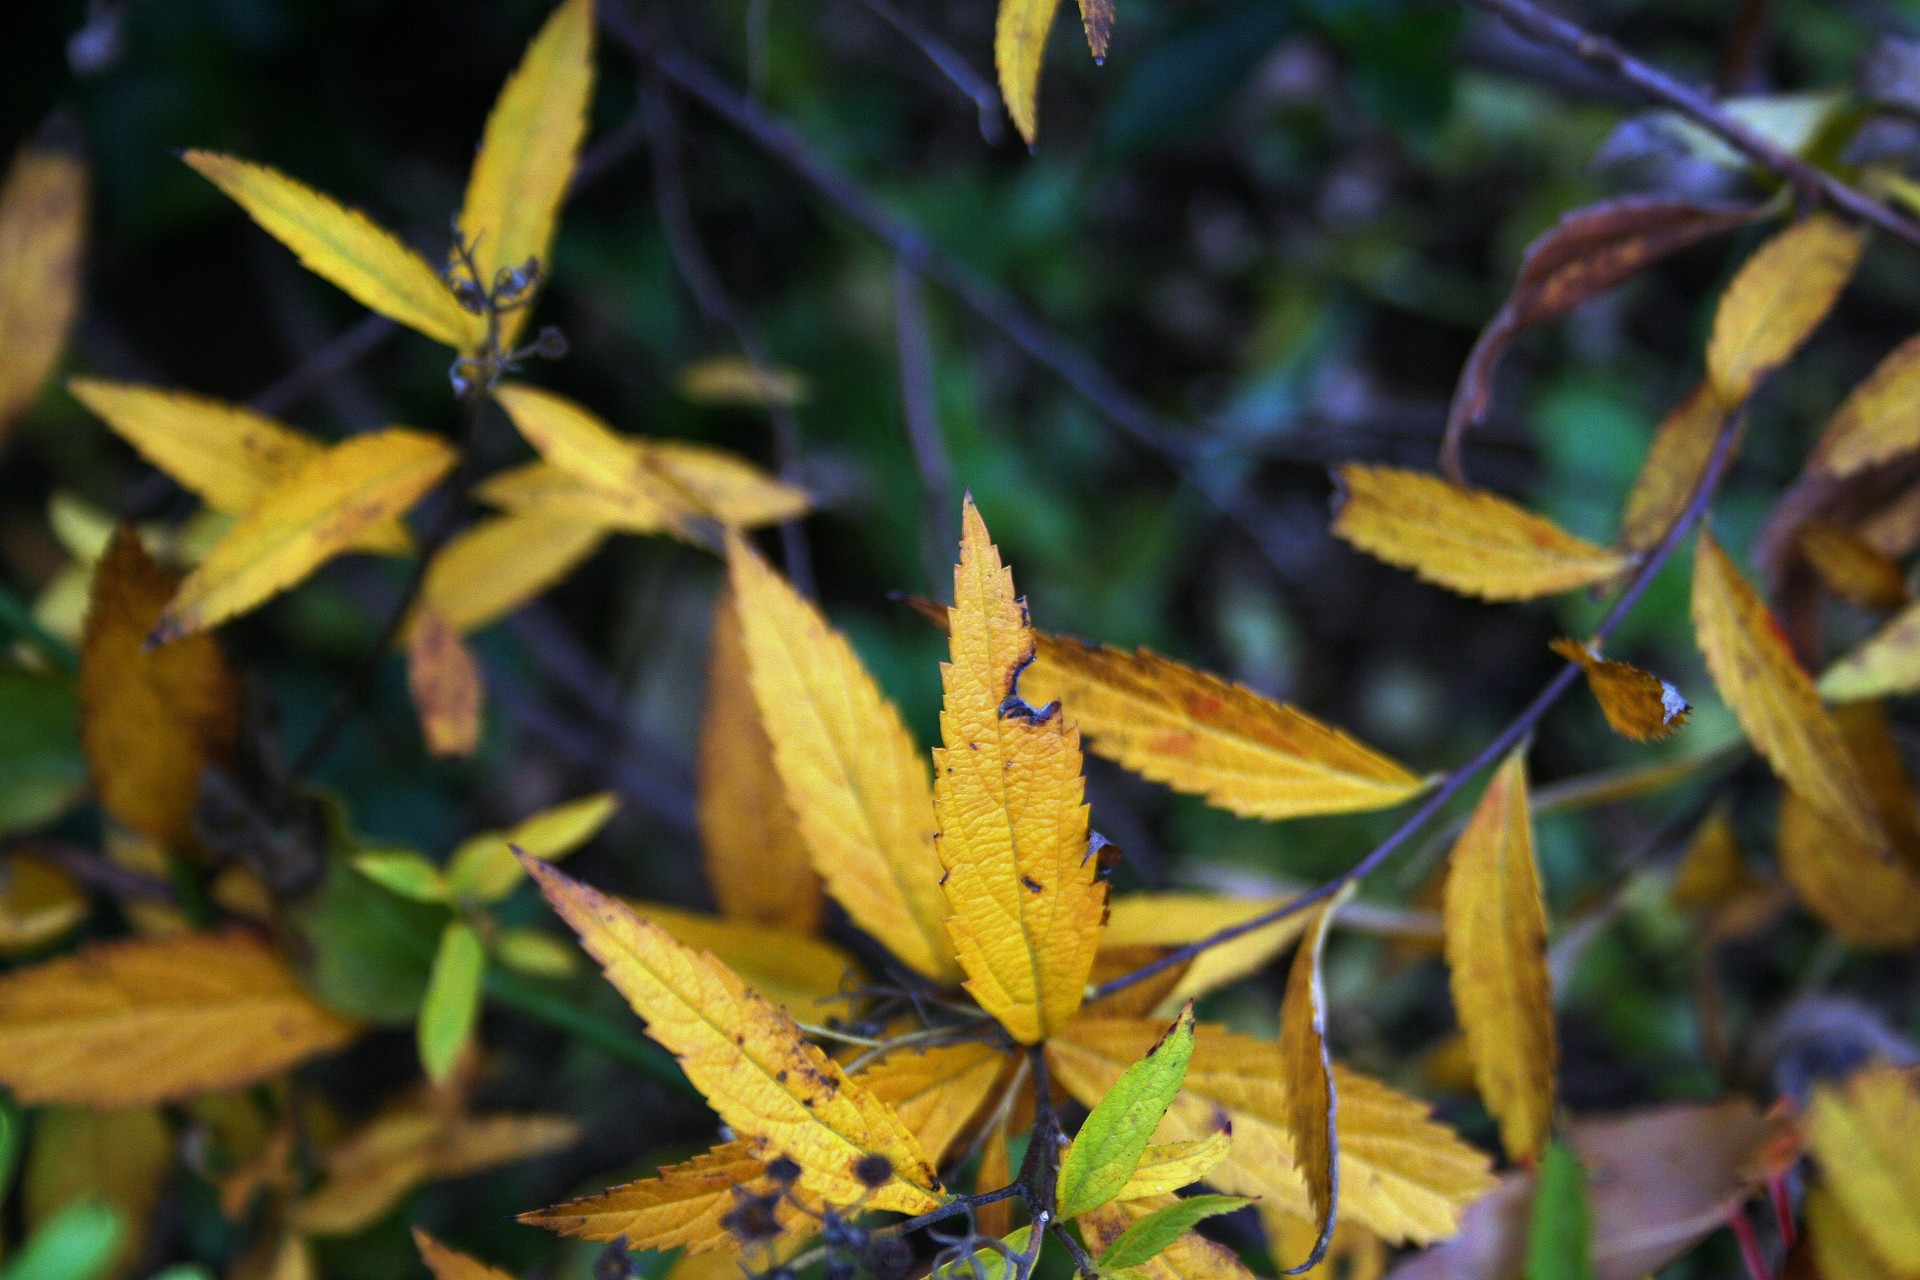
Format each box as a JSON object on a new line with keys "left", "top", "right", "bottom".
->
{"left": 1549, "top": 638, "right": 1690, "bottom": 743}
{"left": 407, "top": 603, "right": 484, "bottom": 757}
{"left": 1616, "top": 381, "right": 1736, "bottom": 557}
{"left": 414, "top": 1230, "right": 516, "bottom": 1280}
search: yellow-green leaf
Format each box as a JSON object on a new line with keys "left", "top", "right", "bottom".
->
{"left": 1819, "top": 599, "right": 1920, "bottom": 703}
{"left": 1806, "top": 1063, "right": 1920, "bottom": 1274}
{"left": 419, "top": 922, "right": 485, "bottom": 1082}
{"left": 446, "top": 791, "right": 618, "bottom": 903}
{"left": 183, "top": 150, "right": 478, "bottom": 349}
{"left": 1113, "top": 1133, "right": 1233, "bottom": 1202}
{"left": 353, "top": 849, "right": 451, "bottom": 903}
{"left": 1058, "top": 1004, "right": 1196, "bottom": 1218}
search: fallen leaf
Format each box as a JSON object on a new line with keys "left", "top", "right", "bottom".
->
{"left": 1707, "top": 213, "right": 1863, "bottom": 403}
{"left": 1805, "top": 1063, "right": 1920, "bottom": 1274}
{"left": 0, "top": 931, "right": 359, "bottom": 1105}
{"left": 0, "top": 141, "right": 85, "bottom": 439}
{"left": 153, "top": 428, "right": 456, "bottom": 642}
{"left": 1549, "top": 638, "right": 1690, "bottom": 742}
{"left": 524, "top": 856, "right": 942, "bottom": 1212}
{"left": 935, "top": 499, "right": 1106, "bottom": 1043}
{"left": 1444, "top": 199, "right": 1756, "bottom": 476}
{"left": 80, "top": 527, "right": 240, "bottom": 847}
{"left": 1693, "top": 530, "right": 1886, "bottom": 858}
{"left": 1333, "top": 465, "right": 1628, "bottom": 601}
{"left": 1443, "top": 748, "right": 1554, "bottom": 1163}
{"left": 454, "top": 0, "right": 593, "bottom": 348}
{"left": 183, "top": 151, "right": 478, "bottom": 350}
{"left": 406, "top": 604, "right": 483, "bottom": 757}
{"left": 1616, "top": 381, "right": 1737, "bottom": 557}
{"left": 1809, "top": 330, "right": 1920, "bottom": 478}
{"left": 1019, "top": 636, "right": 1424, "bottom": 820}
{"left": 1797, "top": 519, "right": 1908, "bottom": 610}
{"left": 725, "top": 538, "right": 956, "bottom": 981}
{"left": 700, "top": 588, "right": 821, "bottom": 930}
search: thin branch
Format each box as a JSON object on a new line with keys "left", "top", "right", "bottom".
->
{"left": 1089, "top": 411, "right": 1746, "bottom": 1004}
{"left": 894, "top": 263, "right": 960, "bottom": 591}
{"left": 852, "top": 0, "right": 1005, "bottom": 144}
{"left": 1462, "top": 0, "right": 1920, "bottom": 250}
{"left": 249, "top": 314, "right": 398, "bottom": 419}
{"left": 10, "top": 840, "right": 176, "bottom": 902}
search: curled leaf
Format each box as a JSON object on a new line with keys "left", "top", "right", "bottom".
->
{"left": 1548, "top": 639, "right": 1690, "bottom": 742}
{"left": 1276, "top": 888, "right": 1350, "bottom": 1272}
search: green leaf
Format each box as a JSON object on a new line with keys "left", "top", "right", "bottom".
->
{"left": 446, "top": 791, "right": 619, "bottom": 904}
{"left": 1095, "top": 1195, "right": 1250, "bottom": 1270}
{"left": 934, "top": 1225, "right": 1032, "bottom": 1280}
{"left": 0, "top": 666, "right": 84, "bottom": 836}
{"left": 353, "top": 849, "right": 451, "bottom": 903}
{"left": 290, "top": 828, "right": 443, "bottom": 1023}
{"left": 1524, "top": 1139, "right": 1594, "bottom": 1280}
{"left": 0, "top": 1094, "right": 20, "bottom": 1203}
{"left": 419, "top": 921, "right": 486, "bottom": 1082}
{"left": 1058, "top": 1003, "right": 1196, "bottom": 1218}
{"left": 0, "top": 1199, "right": 123, "bottom": 1280}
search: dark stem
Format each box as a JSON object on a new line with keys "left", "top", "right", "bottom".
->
{"left": 894, "top": 263, "right": 960, "bottom": 591}
{"left": 1089, "top": 411, "right": 1745, "bottom": 1003}
{"left": 249, "top": 314, "right": 398, "bottom": 419}
{"left": 851, "top": 0, "right": 1004, "bottom": 144}
{"left": 1461, "top": 0, "right": 1920, "bottom": 250}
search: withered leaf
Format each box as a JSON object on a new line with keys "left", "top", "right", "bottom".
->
{"left": 1549, "top": 638, "right": 1690, "bottom": 743}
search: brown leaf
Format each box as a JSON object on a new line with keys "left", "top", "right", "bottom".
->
{"left": 1549, "top": 638, "right": 1691, "bottom": 742}
{"left": 80, "top": 526, "right": 240, "bottom": 849}
{"left": 406, "top": 603, "right": 484, "bottom": 757}
{"left": 1443, "top": 198, "right": 1756, "bottom": 478}
{"left": 1797, "top": 519, "right": 1909, "bottom": 611}
{"left": 1616, "top": 382, "right": 1738, "bottom": 557}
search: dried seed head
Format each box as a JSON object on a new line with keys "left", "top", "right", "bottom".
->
{"left": 852, "top": 1154, "right": 894, "bottom": 1189}
{"left": 765, "top": 1155, "right": 802, "bottom": 1185}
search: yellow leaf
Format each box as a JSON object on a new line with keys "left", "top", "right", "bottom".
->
{"left": 725, "top": 538, "right": 956, "bottom": 980}
{"left": 701, "top": 588, "right": 821, "bottom": 930}
{"left": 1810, "top": 331, "right": 1920, "bottom": 478}
{"left": 1806, "top": 1063, "right": 1920, "bottom": 1274}
{"left": 294, "top": 1105, "right": 579, "bottom": 1235}
{"left": 995, "top": 0, "right": 1063, "bottom": 146}
{"left": 1333, "top": 464, "right": 1629, "bottom": 600}
{"left": 446, "top": 790, "right": 619, "bottom": 903}
{"left": 1707, "top": 213, "right": 1863, "bottom": 403}
{"left": 80, "top": 527, "right": 240, "bottom": 848}
{"left": 65, "top": 380, "right": 410, "bottom": 554}
{"left": 1047, "top": 1018, "right": 1495, "bottom": 1244}
{"left": 1442, "top": 748, "right": 1554, "bottom": 1163}
{"left": 1807, "top": 1187, "right": 1906, "bottom": 1280}
{"left": 1548, "top": 638, "right": 1691, "bottom": 743}
{"left": 1259, "top": 1207, "right": 1385, "bottom": 1280}
{"left": 648, "top": 440, "right": 809, "bottom": 528}
{"left": 0, "top": 856, "right": 87, "bottom": 954}
{"left": 423, "top": 509, "right": 607, "bottom": 634}
{"left": 1101, "top": 892, "right": 1308, "bottom": 1004}
{"left": 0, "top": 931, "right": 359, "bottom": 1105}
{"left": 1798, "top": 519, "right": 1908, "bottom": 611}
{"left": 154, "top": 428, "right": 455, "bottom": 642}
{"left": 854, "top": 1041, "right": 1010, "bottom": 1167}
{"left": 26, "top": 1106, "right": 171, "bottom": 1280}
{"left": 1693, "top": 529, "right": 1888, "bottom": 858}
{"left": 935, "top": 500, "right": 1106, "bottom": 1043}
{"left": 183, "top": 151, "right": 478, "bottom": 349}
{"left": 1667, "top": 804, "right": 1755, "bottom": 911}
{"left": 1116, "top": 1133, "right": 1233, "bottom": 1201}
{"left": 0, "top": 143, "right": 85, "bottom": 437}
{"left": 1276, "top": 889, "right": 1349, "bottom": 1268}
{"left": 456, "top": 0, "right": 594, "bottom": 348}
{"left": 1778, "top": 701, "right": 1920, "bottom": 949}
{"left": 1019, "top": 637, "right": 1423, "bottom": 820}
{"left": 525, "top": 857, "right": 943, "bottom": 1212}
{"left": 623, "top": 900, "right": 863, "bottom": 1020}
{"left": 415, "top": 1230, "right": 516, "bottom": 1280}
{"left": 519, "top": 1140, "right": 806, "bottom": 1252}
{"left": 475, "top": 459, "right": 671, "bottom": 531}
{"left": 407, "top": 604, "right": 484, "bottom": 757}
{"left": 678, "top": 354, "right": 809, "bottom": 407}
{"left": 1616, "top": 380, "right": 1737, "bottom": 557}
{"left": 1819, "top": 599, "right": 1920, "bottom": 703}
{"left": 1079, "top": 1196, "right": 1263, "bottom": 1280}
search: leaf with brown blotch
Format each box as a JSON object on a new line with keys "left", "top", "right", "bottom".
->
{"left": 422, "top": 509, "right": 607, "bottom": 635}
{"left": 407, "top": 603, "right": 483, "bottom": 757}
{"left": 935, "top": 499, "right": 1107, "bottom": 1044}
{"left": 1693, "top": 530, "right": 1888, "bottom": 859}
{"left": 1797, "top": 519, "right": 1908, "bottom": 611}
{"left": 0, "top": 931, "right": 359, "bottom": 1106}
{"left": 67, "top": 380, "right": 411, "bottom": 554}
{"left": 724, "top": 537, "right": 956, "bottom": 981}
{"left": 1276, "top": 887, "right": 1351, "bottom": 1273}
{"left": 1019, "top": 636, "right": 1424, "bottom": 820}
{"left": 1616, "top": 382, "right": 1737, "bottom": 557}
{"left": 414, "top": 1230, "right": 516, "bottom": 1280}
{"left": 519, "top": 1140, "right": 808, "bottom": 1252}
{"left": 1809, "top": 331, "right": 1920, "bottom": 478}
{"left": 1777, "top": 702, "right": 1920, "bottom": 950}
{"left": 854, "top": 1041, "right": 1010, "bottom": 1167}
{"left": 701, "top": 587, "right": 821, "bottom": 931}
{"left": 1080, "top": 1195, "right": 1264, "bottom": 1280}
{"left": 1442, "top": 748, "right": 1554, "bottom": 1164}
{"left": 1442, "top": 198, "right": 1757, "bottom": 477}
{"left": 1549, "top": 638, "right": 1690, "bottom": 743}
{"left": 153, "top": 428, "right": 456, "bottom": 643}
{"left": 183, "top": 150, "right": 480, "bottom": 350}
{"left": 523, "top": 855, "right": 943, "bottom": 1212}
{"left": 621, "top": 900, "right": 862, "bottom": 1020}
{"left": 1101, "top": 892, "right": 1309, "bottom": 1005}
{"left": 80, "top": 527, "right": 240, "bottom": 848}
{"left": 1706, "top": 213, "right": 1863, "bottom": 404}
{"left": 1806, "top": 1063, "right": 1920, "bottom": 1275}
{"left": 1047, "top": 1018, "right": 1496, "bottom": 1245}
{"left": 1333, "top": 465, "right": 1629, "bottom": 601}
{"left": 454, "top": 0, "right": 593, "bottom": 349}
{"left": 0, "top": 142, "right": 85, "bottom": 439}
